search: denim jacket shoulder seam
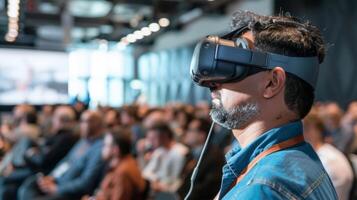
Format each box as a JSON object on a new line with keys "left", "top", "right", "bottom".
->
{"left": 226, "top": 161, "right": 238, "bottom": 178}
{"left": 301, "top": 171, "right": 326, "bottom": 198}
{"left": 249, "top": 179, "right": 301, "bottom": 200}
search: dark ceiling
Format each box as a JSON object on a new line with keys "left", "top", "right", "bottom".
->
{"left": 0, "top": 0, "right": 237, "bottom": 50}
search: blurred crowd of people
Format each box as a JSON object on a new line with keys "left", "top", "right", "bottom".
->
{"left": 0, "top": 102, "right": 228, "bottom": 200}
{"left": 0, "top": 100, "right": 357, "bottom": 200}
{"left": 303, "top": 102, "right": 357, "bottom": 200}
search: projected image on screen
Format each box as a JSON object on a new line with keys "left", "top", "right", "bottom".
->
{"left": 0, "top": 49, "right": 69, "bottom": 105}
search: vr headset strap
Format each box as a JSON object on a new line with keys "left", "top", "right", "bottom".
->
{"left": 216, "top": 45, "right": 319, "bottom": 88}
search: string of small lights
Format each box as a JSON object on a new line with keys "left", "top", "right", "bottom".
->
{"left": 5, "top": 0, "right": 21, "bottom": 42}
{"left": 117, "top": 17, "right": 170, "bottom": 47}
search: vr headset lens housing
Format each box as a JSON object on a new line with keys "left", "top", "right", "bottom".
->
{"left": 190, "top": 27, "right": 320, "bottom": 89}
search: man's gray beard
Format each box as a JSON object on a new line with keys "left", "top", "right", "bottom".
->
{"left": 210, "top": 101, "right": 260, "bottom": 130}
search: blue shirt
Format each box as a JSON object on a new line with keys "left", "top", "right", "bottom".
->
{"left": 52, "top": 136, "right": 106, "bottom": 195}
{"left": 219, "top": 121, "right": 338, "bottom": 200}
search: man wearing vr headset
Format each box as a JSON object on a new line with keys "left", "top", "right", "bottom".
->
{"left": 190, "top": 11, "right": 338, "bottom": 199}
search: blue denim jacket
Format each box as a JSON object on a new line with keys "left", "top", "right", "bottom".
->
{"left": 219, "top": 121, "right": 338, "bottom": 200}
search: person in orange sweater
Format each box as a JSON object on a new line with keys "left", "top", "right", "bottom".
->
{"left": 83, "top": 128, "right": 146, "bottom": 200}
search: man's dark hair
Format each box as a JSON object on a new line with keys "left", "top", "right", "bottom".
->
{"left": 231, "top": 11, "right": 325, "bottom": 119}
{"left": 24, "top": 110, "right": 38, "bottom": 125}
{"left": 121, "top": 105, "right": 140, "bottom": 121}
{"left": 59, "top": 106, "right": 77, "bottom": 123}
{"left": 111, "top": 127, "right": 132, "bottom": 156}
{"left": 147, "top": 123, "right": 174, "bottom": 140}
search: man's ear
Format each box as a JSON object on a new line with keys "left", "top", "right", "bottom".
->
{"left": 263, "top": 67, "right": 286, "bottom": 99}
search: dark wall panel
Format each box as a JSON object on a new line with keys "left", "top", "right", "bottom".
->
{"left": 275, "top": 0, "right": 357, "bottom": 108}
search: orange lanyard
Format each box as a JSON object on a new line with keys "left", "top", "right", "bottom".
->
{"left": 230, "top": 134, "right": 305, "bottom": 188}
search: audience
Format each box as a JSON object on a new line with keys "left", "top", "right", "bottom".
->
{"left": 341, "top": 101, "right": 357, "bottom": 153}
{"left": 83, "top": 128, "right": 146, "bottom": 200}
{"left": 179, "top": 117, "right": 224, "bottom": 199}
{"left": 0, "top": 107, "right": 39, "bottom": 177}
{"left": 1, "top": 105, "right": 39, "bottom": 144}
{"left": 18, "top": 110, "right": 106, "bottom": 200}
{"left": 142, "top": 123, "right": 189, "bottom": 193}
{"left": 316, "top": 102, "right": 348, "bottom": 151}
{"left": 0, "top": 101, "right": 357, "bottom": 199}
{"left": 24, "top": 105, "right": 79, "bottom": 174}
{"left": 0, "top": 106, "right": 78, "bottom": 200}
{"left": 120, "top": 106, "right": 145, "bottom": 153}
{"left": 166, "top": 104, "right": 194, "bottom": 141}
{"left": 303, "top": 113, "right": 354, "bottom": 200}
{"left": 0, "top": 135, "right": 10, "bottom": 161}
{"left": 38, "top": 105, "right": 55, "bottom": 138}
{"left": 103, "top": 108, "right": 121, "bottom": 130}
{"left": 136, "top": 108, "right": 167, "bottom": 169}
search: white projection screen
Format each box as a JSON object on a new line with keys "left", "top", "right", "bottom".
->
{"left": 0, "top": 48, "right": 69, "bottom": 105}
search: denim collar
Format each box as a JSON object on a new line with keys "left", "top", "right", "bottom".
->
{"left": 220, "top": 121, "right": 303, "bottom": 197}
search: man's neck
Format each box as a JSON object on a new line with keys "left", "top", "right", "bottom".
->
{"left": 232, "top": 118, "right": 296, "bottom": 148}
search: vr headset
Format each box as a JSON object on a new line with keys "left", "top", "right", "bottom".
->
{"left": 190, "top": 26, "right": 319, "bottom": 89}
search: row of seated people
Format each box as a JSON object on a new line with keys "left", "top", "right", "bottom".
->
{"left": 5, "top": 100, "right": 356, "bottom": 200}
{"left": 0, "top": 104, "right": 226, "bottom": 200}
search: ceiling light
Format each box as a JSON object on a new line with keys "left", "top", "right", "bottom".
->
{"left": 8, "top": 23, "right": 19, "bottom": 30}
{"left": 8, "top": 29, "right": 18, "bottom": 38}
{"left": 8, "top": 28, "right": 18, "bottom": 33}
{"left": 118, "top": 41, "right": 128, "bottom": 46}
{"left": 134, "top": 30, "right": 143, "bottom": 40}
{"left": 8, "top": 2, "right": 19, "bottom": 8}
{"left": 6, "top": 0, "right": 21, "bottom": 42}
{"left": 141, "top": 27, "right": 151, "bottom": 36}
{"left": 9, "top": 32, "right": 18, "bottom": 38}
{"left": 149, "top": 23, "right": 160, "bottom": 32}
{"left": 7, "top": 6, "right": 19, "bottom": 13}
{"left": 7, "top": 9, "right": 19, "bottom": 18}
{"left": 5, "top": 34, "right": 16, "bottom": 42}
{"left": 116, "top": 42, "right": 128, "bottom": 50}
{"left": 120, "top": 37, "right": 127, "bottom": 42}
{"left": 127, "top": 34, "right": 136, "bottom": 43}
{"left": 158, "top": 18, "right": 170, "bottom": 27}
{"left": 9, "top": 0, "right": 20, "bottom": 4}
{"left": 9, "top": 18, "right": 18, "bottom": 23}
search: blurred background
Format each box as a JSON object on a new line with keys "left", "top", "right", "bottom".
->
{"left": 0, "top": 0, "right": 355, "bottom": 109}
{"left": 0, "top": 1, "right": 357, "bottom": 200}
